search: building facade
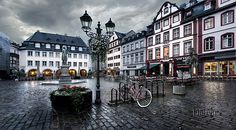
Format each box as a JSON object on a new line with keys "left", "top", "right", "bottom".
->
{"left": 106, "top": 32, "right": 125, "bottom": 76}
{"left": 146, "top": 1, "right": 203, "bottom": 77}
{"left": 121, "top": 30, "right": 146, "bottom": 76}
{"left": 0, "top": 32, "right": 10, "bottom": 79}
{"left": 10, "top": 42, "right": 20, "bottom": 73}
{"left": 198, "top": 0, "right": 236, "bottom": 77}
{"left": 19, "top": 31, "right": 91, "bottom": 78}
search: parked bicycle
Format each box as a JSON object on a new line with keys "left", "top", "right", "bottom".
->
{"left": 119, "top": 80, "right": 152, "bottom": 107}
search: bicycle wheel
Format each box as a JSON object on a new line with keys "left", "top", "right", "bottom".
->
{"left": 137, "top": 87, "right": 152, "bottom": 107}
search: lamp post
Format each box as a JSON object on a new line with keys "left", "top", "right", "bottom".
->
{"left": 80, "top": 10, "right": 115, "bottom": 104}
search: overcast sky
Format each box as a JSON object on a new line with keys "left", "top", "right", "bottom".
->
{"left": 0, "top": 0, "right": 184, "bottom": 44}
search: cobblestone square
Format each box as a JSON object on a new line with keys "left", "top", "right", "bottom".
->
{"left": 0, "top": 79, "right": 236, "bottom": 130}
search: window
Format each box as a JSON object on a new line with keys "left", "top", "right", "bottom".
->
{"left": 35, "top": 51, "right": 40, "bottom": 57}
{"left": 49, "top": 61, "right": 54, "bottom": 67}
{"left": 163, "top": 31, "right": 169, "bottom": 42}
{"left": 68, "top": 53, "right": 71, "bottom": 58}
{"left": 164, "top": 19, "right": 169, "bottom": 27}
{"left": 42, "top": 61, "right": 47, "bottom": 66}
{"left": 184, "top": 24, "right": 192, "bottom": 36}
{"left": 84, "top": 54, "right": 87, "bottom": 59}
{"left": 173, "top": 44, "right": 180, "bottom": 57}
{"left": 184, "top": 41, "right": 192, "bottom": 55}
{"left": 221, "top": 0, "right": 230, "bottom": 3}
{"left": 56, "top": 61, "right": 60, "bottom": 67}
{"left": 164, "top": 7, "right": 168, "bottom": 14}
{"left": 131, "top": 54, "right": 134, "bottom": 64}
{"left": 79, "top": 62, "right": 82, "bottom": 67}
{"left": 135, "top": 53, "right": 139, "bottom": 63}
{"left": 56, "top": 52, "right": 60, "bottom": 58}
{"left": 221, "top": 33, "right": 234, "bottom": 49}
{"left": 204, "top": 37, "right": 215, "bottom": 51}
{"left": 173, "top": 28, "right": 180, "bottom": 39}
{"left": 73, "top": 54, "right": 77, "bottom": 58}
{"left": 35, "top": 43, "right": 40, "bottom": 48}
{"left": 46, "top": 44, "right": 51, "bottom": 49}
{"left": 49, "top": 52, "right": 54, "bottom": 57}
{"left": 79, "top": 47, "right": 83, "bottom": 51}
{"left": 27, "top": 61, "right": 33, "bottom": 66}
{"left": 186, "top": 10, "right": 192, "bottom": 16}
{"left": 118, "top": 47, "right": 120, "bottom": 51}
{"left": 127, "top": 45, "right": 130, "bottom": 52}
{"left": 221, "top": 11, "right": 234, "bottom": 25}
{"left": 155, "top": 34, "right": 161, "bottom": 44}
{"left": 71, "top": 46, "right": 75, "bottom": 51}
{"left": 155, "top": 48, "right": 160, "bottom": 59}
{"left": 28, "top": 51, "right": 33, "bottom": 56}
{"left": 123, "top": 56, "right": 126, "bottom": 65}
{"left": 131, "top": 44, "right": 134, "bottom": 50}
{"left": 73, "top": 62, "right": 77, "bottom": 67}
{"left": 163, "top": 46, "right": 169, "bottom": 60}
{"left": 55, "top": 45, "right": 60, "bottom": 49}
{"left": 140, "top": 52, "right": 144, "bottom": 62}
{"left": 140, "top": 40, "right": 144, "bottom": 48}
{"left": 35, "top": 61, "right": 40, "bottom": 66}
{"left": 173, "top": 14, "right": 179, "bottom": 23}
{"left": 127, "top": 55, "right": 129, "bottom": 64}
{"left": 155, "top": 21, "right": 160, "bottom": 30}
{"left": 148, "top": 49, "right": 153, "bottom": 60}
{"left": 204, "top": 17, "right": 215, "bottom": 30}
{"left": 68, "top": 62, "right": 71, "bottom": 66}
{"left": 148, "top": 37, "right": 153, "bottom": 46}
{"left": 123, "top": 46, "right": 126, "bottom": 53}
{"left": 42, "top": 52, "right": 47, "bottom": 57}
{"left": 135, "top": 42, "right": 139, "bottom": 49}
{"left": 79, "top": 54, "right": 82, "bottom": 58}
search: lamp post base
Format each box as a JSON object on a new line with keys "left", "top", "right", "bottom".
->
{"left": 95, "top": 89, "right": 101, "bottom": 104}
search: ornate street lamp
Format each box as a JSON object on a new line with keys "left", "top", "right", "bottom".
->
{"left": 80, "top": 10, "right": 115, "bottom": 104}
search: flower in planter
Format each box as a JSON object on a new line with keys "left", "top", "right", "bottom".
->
{"left": 50, "top": 87, "right": 88, "bottom": 112}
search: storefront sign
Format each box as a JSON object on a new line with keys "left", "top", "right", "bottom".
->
{"left": 127, "top": 66, "right": 136, "bottom": 68}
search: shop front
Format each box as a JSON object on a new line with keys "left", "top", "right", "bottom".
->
{"left": 199, "top": 50, "right": 236, "bottom": 76}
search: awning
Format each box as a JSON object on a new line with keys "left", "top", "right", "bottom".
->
{"left": 139, "top": 64, "right": 158, "bottom": 70}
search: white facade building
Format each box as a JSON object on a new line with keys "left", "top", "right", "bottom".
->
{"left": 106, "top": 32, "right": 125, "bottom": 76}
{"left": 121, "top": 30, "right": 146, "bottom": 76}
{"left": 198, "top": 0, "right": 236, "bottom": 76}
{"left": 19, "top": 31, "right": 91, "bottom": 78}
{"left": 146, "top": 1, "right": 199, "bottom": 76}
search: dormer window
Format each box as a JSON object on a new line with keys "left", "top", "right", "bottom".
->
{"left": 164, "top": 7, "right": 169, "bottom": 14}
{"left": 204, "top": 2, "right": 211, "bottom": 10}
{"left": 46, "top": 44, "right": 51, "bottom": 49}
{"left": 71, "top": 46, "right": 75, "bottom": 51}
{"left": 186, "top": 10, "right": 192, "bottom": 16}
{"left": 79, "top": 47, "right": 83, "bottom": 51}
{"left": 35, "top": 43, "right": 40, "bottom": 48}
{"left": 55, "top": 44, "right": 60, "bottom": 49}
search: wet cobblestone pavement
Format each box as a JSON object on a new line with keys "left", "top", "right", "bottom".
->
{"left": 0, "top": 79, "right": 236, "bottom": 130}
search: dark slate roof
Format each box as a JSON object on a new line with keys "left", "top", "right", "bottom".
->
{"left": 24, "top": 31, "right": 87, "bottom": 47}
{"left": 114, "top": 32, "right": 125, "bottom": 39}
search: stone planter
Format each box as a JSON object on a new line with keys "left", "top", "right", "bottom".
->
{"left": 173, "top": 85, "right": 186, "bottom": 95}
{"left": 50, "top": 88, "right": 92, "bottom": 113}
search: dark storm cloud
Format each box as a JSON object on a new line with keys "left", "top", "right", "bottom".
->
{"left": 0, "top": 0, "right": 184, "bottom": 44}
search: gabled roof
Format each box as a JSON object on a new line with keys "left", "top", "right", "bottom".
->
{"left": 24, "top": 31, "right": 87, "bottom": 47}
{"left": 153, "top": 1, "right": 180, "bottom": 22}
{"left": 114, "top": 31, "right": 126, "bottom": 39}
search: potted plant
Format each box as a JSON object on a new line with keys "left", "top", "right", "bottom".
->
{"left": 50, "top": 85, "right": 92, "bottom": 113}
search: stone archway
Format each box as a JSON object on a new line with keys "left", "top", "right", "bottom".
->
{"left": 28, "top": 69, "right": 37, "bottom": 77}
{"left": 69, "top": 69, "right": 77, "bottom": 77}
{"left": 80, "top": 69, "right": 87, "bottom": 77}
{"left": 43, "top": 69, "right": 53, "bottom": 77}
